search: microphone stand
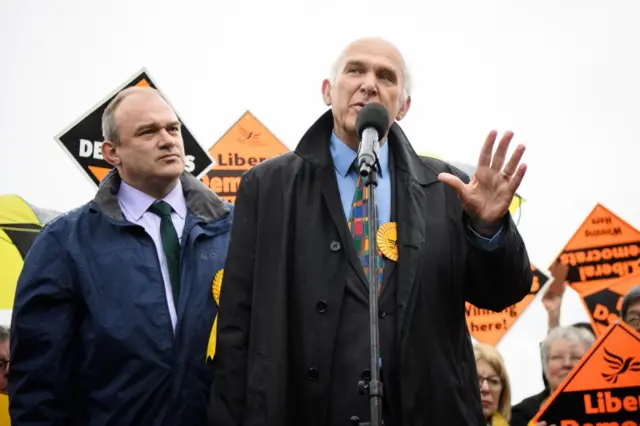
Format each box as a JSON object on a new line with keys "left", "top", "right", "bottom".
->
{"left": 351, "top": 144, "right": 383, "bottom": 426}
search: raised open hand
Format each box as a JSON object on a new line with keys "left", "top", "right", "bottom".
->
{"left": 438, "top": 130, "right": 527, "bottom": 234}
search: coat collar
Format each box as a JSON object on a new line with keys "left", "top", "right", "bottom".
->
{"left": 294, "top": 109, "right": 440, "bottom": 186}
{"left": 90, "top": 168, "right": 229, "bottom": 223}
{"left": 295, "top": 108, "right": 442, "bottom": 349}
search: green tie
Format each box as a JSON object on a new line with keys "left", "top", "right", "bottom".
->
{"left": 148, "top": 201, "right": 181, "bottom": 306}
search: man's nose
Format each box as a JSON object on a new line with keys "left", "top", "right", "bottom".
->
{"left": 158, "top": 129, "right": 176, "bottom": 147}
{"left": 359, "top": 72, "right": 378, "bottom": 96}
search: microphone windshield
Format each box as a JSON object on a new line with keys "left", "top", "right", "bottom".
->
{"left": 355, "top": 103, "right": 390, "bottom": 139}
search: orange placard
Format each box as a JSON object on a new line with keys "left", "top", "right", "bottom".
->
{"left": 532, "top": 321, "right": 640, "bottom": 425}
{"left": 465, "top": 263, "right": 549, "bottom": 346}
{"left": 581, "top": 270, "right": 640, "bottom": 336}
{"left": 551, "top": 203, "right": 640, "bottom": 298}
{"left": 201, "top": 111, "right": 289, "bottom": 203}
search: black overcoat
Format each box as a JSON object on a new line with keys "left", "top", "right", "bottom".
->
{"left": 208, "top": 110, "right": 532, "bottom": 426}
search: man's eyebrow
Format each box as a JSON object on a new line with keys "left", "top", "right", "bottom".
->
{"left": 134, "top": 120, "right": 181, "bottom": 133}
{"left": 343, "top": 60, "right": 399, "bottom": 78}
{"left": 133, "top": 122, "right": 156, "bottom": 133}
{"left": 343, "top": 59, "right": 366, "bottom": 70}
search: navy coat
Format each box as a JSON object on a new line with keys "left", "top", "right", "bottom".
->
{"left": 9, "top": 169, "right": 232, "bottom": 425}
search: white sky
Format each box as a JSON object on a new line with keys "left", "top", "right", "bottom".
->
{"left": 1, "top": 0, "right": 639, "bottom": 405}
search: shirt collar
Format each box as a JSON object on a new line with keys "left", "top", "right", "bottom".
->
{"left": 118, "top": 180, "right": 187, "bottom": 221}
{"left": 329, "top": 130, "right": 389, "bottom": 178}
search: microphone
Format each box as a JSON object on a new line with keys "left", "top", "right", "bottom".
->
{"left": 355, "top": 103, "right": 390, "bottom": 177}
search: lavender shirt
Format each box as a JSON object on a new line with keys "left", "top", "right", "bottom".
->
{"left": 117, "top": 180, "right": 187, "bottom": 332}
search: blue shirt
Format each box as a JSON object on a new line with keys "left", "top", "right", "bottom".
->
{"left": 329, "top": 131, "right": 504, "bottom": 251}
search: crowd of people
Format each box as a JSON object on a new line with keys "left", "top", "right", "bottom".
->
{"left": 4, "top": 35, "right": 640, "bottom": 426}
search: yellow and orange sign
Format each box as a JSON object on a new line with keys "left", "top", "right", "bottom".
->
{"left": 532, "top": 321, "right": 640, "bottom": 425}
{"left": 465, "top": 263, "right": 549, "bottom": 346}
{"left": 201, "top": 111, "right": 290, "bottom": 203}
{"left": 552, "top": 203, "right": 640, "bottom": 298}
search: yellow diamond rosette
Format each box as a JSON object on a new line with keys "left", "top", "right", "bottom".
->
{"left": 206, "top": 269, "right": 224, "bottom": 361}
{"left": 376, "top": 222, "right": 398, "bottom": 262}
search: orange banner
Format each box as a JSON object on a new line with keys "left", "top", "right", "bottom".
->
{"left": 532, "top": 321, "right": 640, "bottom": 425}
{"left": 582, "top": 271, "right": 640, "bottom": 336}
{"left": 465, "top": 264, "right": 549, "bottom": 346}
{"left": 551, "top": 203, "right": 640, "bottom": 298}
{"left": 201, "top": 111, "right": 289, "bottom": 203}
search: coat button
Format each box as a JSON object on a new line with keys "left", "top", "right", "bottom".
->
{"left": 308, "top": 367, "right": 319, "bottom": 381}
{"left": 316, "top": 300, "right": 328, "bottom": 313}
{"left": 378, "top": 309, "right": 386, "bottom": 319}
{"left": 360, "top": 369, "right": 371, "bottom": 381}
{"left": 329, "top": 240, "right": 341, "bottom": 251}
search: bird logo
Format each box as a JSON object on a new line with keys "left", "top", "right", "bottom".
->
{"left": 601, "top": 347, "right": 640, "bottom": 384}
{"left": 236, "top": 125, "right": 263, "bottom": 145}
{"left": 376, "top": 222, "right": 398, "bottom": 262}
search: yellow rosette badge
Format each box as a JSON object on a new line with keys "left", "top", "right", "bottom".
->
{"left": 376, "top": 222, "right": 398, "bottom": 262}
{"left": 206, "top": 268, "right": 224, "bottom": 361}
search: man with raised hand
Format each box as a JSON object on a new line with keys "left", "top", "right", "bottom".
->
{"left": 208, "top": 37, "right": 532, "bottom": 426}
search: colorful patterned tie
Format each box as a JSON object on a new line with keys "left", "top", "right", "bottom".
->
{"left": 348, "top": 163, "right": 385, "bottom": 370}
{"left": 347, "top": 164, "right": 385, "bottom": 296}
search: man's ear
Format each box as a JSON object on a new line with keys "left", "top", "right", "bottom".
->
{"left": 321, "top": 79, "right": 332, "bottom": 106}
{"left": 101, "top": 140, "right": 121, "bottom": 167}
{"left": 396, "top": 95, "right": 411, "bottom": 121}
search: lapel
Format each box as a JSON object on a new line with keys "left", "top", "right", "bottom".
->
{"left": 295, "top": 110, "right": 370, "bottom": 288}
{"left": 379, "top": 148, "right": 397, "bottom": 300}
{"left": 317, "top": 167, "right": 371, "bottom": 287}
{"left": 293, "top": 109, "right": 445, "bottom": 321}
{"left": 385, "top": 123, "right": 442, "bottom": 350}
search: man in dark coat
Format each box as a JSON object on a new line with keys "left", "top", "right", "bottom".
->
{"left": 9, "top": 87, "right": 232, "bottom": 425}
{"left": 208, "top": 37, "right": 532, "bottom": 426}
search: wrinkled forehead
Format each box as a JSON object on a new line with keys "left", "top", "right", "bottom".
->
{"left": 116, "top": 92, "right": 177, "bottom": 128}
{"left": 628, "top": 300, "right": 640, "bottom": 313}
{"left": 549, "top": 339, "right": 585, "bottom": 354}
{"left": 338, "top": 41, "right": 406, "bottom": 77}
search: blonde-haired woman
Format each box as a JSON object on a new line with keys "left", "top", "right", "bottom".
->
{"left": 474, "top": 342, "right": 512, "bottom": 426}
